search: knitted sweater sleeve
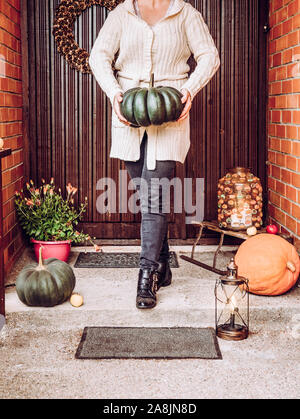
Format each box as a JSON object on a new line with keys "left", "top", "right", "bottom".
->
{"left": 180, "top": 7, "right": 220, "bottom": 101}
{"left": 89, "top": 9, "right": 123, "bottom": 106}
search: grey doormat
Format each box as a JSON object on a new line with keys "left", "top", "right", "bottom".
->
{"left": 75, "top": 327, "right": 222, "bottom": 359}
{"left": 74, "top": 251, "right": 179, "bottom": 268}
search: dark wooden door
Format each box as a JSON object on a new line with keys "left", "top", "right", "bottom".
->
{"left": 22, "top": 0, "right": 268, "bottom": 240}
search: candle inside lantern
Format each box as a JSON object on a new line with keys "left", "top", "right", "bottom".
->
{"left": 229, "top": 295, "right": 237, "bottom": 328}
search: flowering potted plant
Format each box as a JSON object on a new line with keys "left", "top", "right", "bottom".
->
{"left": 15, "top": 178, "right": 100, "bottom": 262}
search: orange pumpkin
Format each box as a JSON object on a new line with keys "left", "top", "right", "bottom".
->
{"left": 235, "top": 233, "right": 300, "bottom": 296}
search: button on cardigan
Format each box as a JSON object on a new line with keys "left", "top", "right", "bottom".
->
{"left": 89, "top": 0, "right": 220, "bottom": 170}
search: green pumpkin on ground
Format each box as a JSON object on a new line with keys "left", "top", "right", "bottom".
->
{"left": 121, "top": 73, "right": 184, "bottom": 127}
{"left": 16, "top": 246, "right": 76, "bottom": 307}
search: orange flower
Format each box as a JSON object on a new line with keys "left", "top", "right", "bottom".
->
{"left": 94, "top": 244, "right": 102, "bottom": 252}
{"left": 26, "top": 199, "right": 34, "bottom": 206}
{"left": 66, "top": 182, "right": 73, "bottom": 195}
{"left": 66, "top": 182, "right": 78, "bottom": 196}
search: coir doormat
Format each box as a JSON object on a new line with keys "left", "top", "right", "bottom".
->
{"left": 75, "top": 327, "right": 222, "bottom": 359}
{"left": 74, "top": 251, "right": 179, "bottom": 268}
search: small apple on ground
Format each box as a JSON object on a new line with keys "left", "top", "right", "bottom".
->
{"left": 266, "top": 224, "right": 278, "bottom": 234}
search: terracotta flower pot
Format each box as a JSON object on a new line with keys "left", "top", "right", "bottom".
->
{"left": 31, "top": 238, "right": 71, "bottom": 262}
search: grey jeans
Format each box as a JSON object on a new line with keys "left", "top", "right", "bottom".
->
{"left": 124, "top": 131, "right": 176, "bottom": 270}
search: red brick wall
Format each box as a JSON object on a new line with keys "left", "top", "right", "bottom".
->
{"left": 268, "top": 0, "right": 300, "bottom": 239}
{"left": 0, "top": 0, "right": 25, "bottom": 274}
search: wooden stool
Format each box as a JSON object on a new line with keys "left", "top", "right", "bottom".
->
{"left": 180, "top": 220, "right": 292, "bottom": 276}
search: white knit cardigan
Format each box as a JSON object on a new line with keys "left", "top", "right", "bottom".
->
{"left": 89, "top": 0, "right": 220, "bottom": 170}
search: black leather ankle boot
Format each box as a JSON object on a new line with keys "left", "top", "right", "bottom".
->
{"left": 156, "top": 260, "right": 172, "bottom": 290}
{"left": 136, "top": 268, "right": 158, "bottom": 309}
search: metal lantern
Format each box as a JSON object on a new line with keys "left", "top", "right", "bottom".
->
{"left": 215, "top": 258, "right": 249, "bottom": 341}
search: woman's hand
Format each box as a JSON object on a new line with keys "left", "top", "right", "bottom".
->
{"left": 113, "top": 92, "right": 131, "bottom": 126}
{"left": 177, "top": 88, "right": 192, "bottom": 122}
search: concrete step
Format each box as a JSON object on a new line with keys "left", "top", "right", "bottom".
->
{"left": 2, "top": 246, "right": 300, "bottom": 399}
{"left": 4, "top": 247, "right": 300, "bottom": 331}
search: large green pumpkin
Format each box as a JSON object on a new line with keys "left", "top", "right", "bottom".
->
{"left": 16, "top": 247, "right": 76, "bottom": 307}
{"left": 121, "top": 73, "right": 184, "bottom": 127}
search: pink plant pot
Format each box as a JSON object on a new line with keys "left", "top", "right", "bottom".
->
{"left": 31, "top": 239, "right": 71, "bottom": 263}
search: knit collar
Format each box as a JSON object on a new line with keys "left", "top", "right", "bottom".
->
{"left": 122, "top": 0, "right": 185, "bottom": 18}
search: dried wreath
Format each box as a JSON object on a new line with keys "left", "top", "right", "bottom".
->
{"left": 53, "top": 0, "right": 123, "bottom": 73}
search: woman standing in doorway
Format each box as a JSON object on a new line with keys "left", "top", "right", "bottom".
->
{"left": 89, "top": 0, "right": 220, "bottom": 309}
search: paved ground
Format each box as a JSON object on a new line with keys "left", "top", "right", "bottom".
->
{"left": 1, "top": 245, "right": 300, "bottom": 399}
